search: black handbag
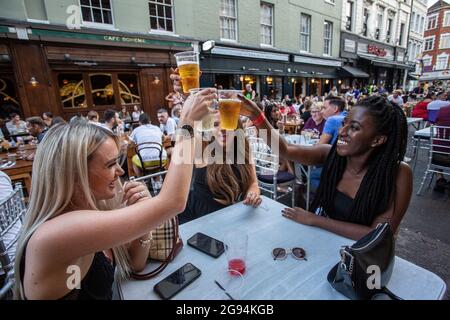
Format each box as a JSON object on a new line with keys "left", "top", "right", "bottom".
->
{"left": 327, "top": 223, "right": 401, "bottom": 300}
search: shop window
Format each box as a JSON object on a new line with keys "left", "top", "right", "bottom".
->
{"left": 0, "top": 77, "right": 21, "bottom": 119}
{"left": 118, "top": 73, "right": 141, "bottom": 105}
{"left": 58, "top": 74, "right": 87, "bottom": 109}
{"left": 90, "top": 73, "right": 116, "bottom": 106}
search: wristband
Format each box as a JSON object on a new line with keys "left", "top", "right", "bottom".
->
{"left": 252, "top": 112, "right": 266, "bottom": 127}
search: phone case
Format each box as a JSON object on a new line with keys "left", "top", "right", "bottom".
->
{"left": 187, "top": 233, "right": 224, "bottom": 258}
{"left": 154, "top": 263, "right": 201, "bottom": 300}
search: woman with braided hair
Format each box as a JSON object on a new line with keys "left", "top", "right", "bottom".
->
{"left": 238, "top": 95, "right": 413, "bottom": 240}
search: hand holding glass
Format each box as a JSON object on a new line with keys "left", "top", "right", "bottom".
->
{"left": 174, "top": 51, "right": 200, "bottom": 94}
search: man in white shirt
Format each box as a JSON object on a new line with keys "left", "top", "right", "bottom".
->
{"left": 157, "top": 108, "right": 177, "bottom": 139}
{"left": 427, "top": 91, "right": 450, "bottom": 123}
{"left": 130, "top": 113, "right": 167, "bottom": 176}
{"left": 388, "top": 90, "right": 404, "bottom": 107}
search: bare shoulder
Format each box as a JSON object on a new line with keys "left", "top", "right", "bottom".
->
{"left": 397, "top": 162, "right": 413, "bottom": 183}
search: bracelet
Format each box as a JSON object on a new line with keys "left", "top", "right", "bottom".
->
{"left": 252, "top": 112, "right": 266, "bottom": 127}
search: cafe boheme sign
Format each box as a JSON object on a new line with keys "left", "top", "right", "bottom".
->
{"left": 368, "top": 44, "right": 387, "bottom": 57}
{"left": 103, "top": 35, "right": 146, "bottom": 44}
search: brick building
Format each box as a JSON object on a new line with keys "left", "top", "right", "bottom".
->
{"left": 421, "top": 0, "right": 450, "bottom": 82}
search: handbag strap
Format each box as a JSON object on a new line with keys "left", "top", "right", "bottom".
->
{"left": 131, "top": 216, "right": 180, "bottom": 280}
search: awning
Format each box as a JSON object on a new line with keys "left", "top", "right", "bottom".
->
{"left": 358, "top": 55, "right": 415, "bottom": 71}
{"left": 339, "top": 65, "right": 369, "bottom": 78}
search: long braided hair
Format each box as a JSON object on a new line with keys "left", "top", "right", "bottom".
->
{"left": 310, "top": 96, "right": 408, "bottom": 226}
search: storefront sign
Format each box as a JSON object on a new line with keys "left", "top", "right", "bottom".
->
{"left": 6, "top": 27, "right": 192, "bottom": 48}
{"left": 368, "top": 45, "right": 387, "bottom": 57}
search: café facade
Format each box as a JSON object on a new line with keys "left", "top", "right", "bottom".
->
{"left": 199, "top": 44, "right": 343, "bottom": 100}
{"left": 0, "top": 21, "right": 193, "bottom": 123}
{"left": 339, "top": 31, "right": 414, "bottom": 91}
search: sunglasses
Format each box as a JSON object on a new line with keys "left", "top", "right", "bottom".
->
{"left": 272, "top": 247, "right": 307, "bottom": 261}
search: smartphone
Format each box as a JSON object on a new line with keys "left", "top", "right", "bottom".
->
{"left": 187, "top": 232, "right": 225, "bottom": 258}
{"left": 154, "top": 263, "right": 201, "bottom": 300}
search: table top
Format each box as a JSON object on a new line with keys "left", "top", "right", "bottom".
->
{"left": 118, "top": 196, "right": 446, "bottom": 300}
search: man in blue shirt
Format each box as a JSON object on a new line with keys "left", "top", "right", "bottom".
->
{"left": 319, "top": 96, "right": 348, "bottom": 145}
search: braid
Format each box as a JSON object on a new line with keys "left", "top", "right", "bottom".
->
{"left": 311, "top": 96, "right": 408, "bottom": 226}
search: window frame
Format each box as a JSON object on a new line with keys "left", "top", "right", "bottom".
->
{"left": 426, "top": 14, "right": 438, "bottom": 30}
{"left": 220, "top": 0, "right": 238, "bottom": 42}
{"left": 323, "top": 20, "right": 333, "bottom": 56}
{"left": 424, "top": 36, "right": 435, "bottom": 51}
{"left": 300, "top": 13, "right": 311, "bottom": 53}
{"left": 79, "top": 0, "right": 116, "bottom": 30}
{"left": 440, "top": 33, "right": 450, "bottom": 49}
{"left": 260, "top": 2, "right": 274, "bottom": 47}
{"left": 436, "top": 53, "right": 449, "bottom": 70}
{"left": 148, "top": 0, "right": 175, "bottom": 34}
{"left": 55, "top": 70, "right": 141, "bottom": 111}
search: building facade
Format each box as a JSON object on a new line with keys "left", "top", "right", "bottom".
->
{"left": 0, "top": 0, "right": 346, "bottom": 121}
{"left": 407, "top": 0, "right": 427, "bottom": 90}
{"left": 179, "top": 0, "right": 344, "bottom": 100}
{"left": 340, "top": 0, "right": 414, "bottom": 91}
{"left": 0, "top": 0, "right": 195, "bottom": 121}
{"left": 421, "top": 0, "right": 450, "bottom": 84}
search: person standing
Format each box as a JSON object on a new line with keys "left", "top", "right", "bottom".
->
{"left": 244, "top": 84, "right": 256, "bottom": 101}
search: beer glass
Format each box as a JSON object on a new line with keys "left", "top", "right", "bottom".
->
{"left": 218, "top": 90, "right": 242, "bottom": 130}
{"left": 174, "top": 51, "right": 200, "bottom": 94}
{"left": 189, "top": 88, "right": 216, "bottom": 132}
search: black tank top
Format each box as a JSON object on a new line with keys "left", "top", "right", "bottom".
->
{"left": 20, "top": 250, "right": 115, "bottom": 300}
{"left": 330, "top": 190, "right": 355, "bottom": 223}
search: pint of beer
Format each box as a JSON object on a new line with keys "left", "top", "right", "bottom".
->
{"left": 174, "top": 51, "right": 200, "bottom": 94}
{"left": 218, "top": 90, "right": 242, "bottom": 130}
{"left": 189, "top": 88, "right": 216, "bottom": 132}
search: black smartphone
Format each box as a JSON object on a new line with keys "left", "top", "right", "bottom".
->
{"left": 187, "top": 232, "right": 225, "bottom": 258}
{"left": 154, "top": 263, "right": 201, "bottom": 300}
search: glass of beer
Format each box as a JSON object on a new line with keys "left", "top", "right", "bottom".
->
{"left": 218, "top": 90, "right": 242, "bottom": 130}
{"left": 174, "top": 51, "right": 200, "bottom": 94}
{"left": 189, "top": 88, "right": 216, "bottom": 133}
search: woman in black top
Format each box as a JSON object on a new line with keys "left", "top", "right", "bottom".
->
{"left": 180, "top": 116, "right": 261, "bottom": 224}
{"left": 239, "top": 95, "right": 412, "bottom": 241}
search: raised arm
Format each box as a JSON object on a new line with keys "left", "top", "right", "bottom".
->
{"left": 29, "top": 89, "right": 218, "bottom": 264}
{"left": 238, "top": 95, "right": 331, "bottom": 166}
{"left": 282, "top": 162, "right": 413, "bottom": 240}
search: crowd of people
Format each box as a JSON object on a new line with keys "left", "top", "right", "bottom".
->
{"left": 2, "top": 70, "right": 450, "bottom": 300}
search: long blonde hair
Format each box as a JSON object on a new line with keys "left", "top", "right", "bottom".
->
{"left": 14, "top": 123, "right": 131, "bottom": 299}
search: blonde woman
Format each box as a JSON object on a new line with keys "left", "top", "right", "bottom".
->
{"left": 179, "top": 115, "right": 261, "bottom": 224}
{"left": 14, "top": 89, "right": 216, "bottom": 300}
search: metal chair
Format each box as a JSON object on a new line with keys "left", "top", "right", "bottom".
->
{"left": 1, "top": 183, "right": 26, "bottom": 299}
{"left": 130, "top": 171, "right": 168, "bottom": 197}
{"left": 135, "top": 142, "right": 166, "bottom": 176}
{"left": 249, "top": 138, "right": 296, "bottom": 206}
{"left": 417, "top": 126, "right": 450, "bottom": 195}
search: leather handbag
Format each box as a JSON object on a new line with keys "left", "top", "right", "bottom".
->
{"left": 131, "top": 216, "right": 183, "bottom": 280}
{"left": 327, "top": 223, "right": 401, "bottom": 300}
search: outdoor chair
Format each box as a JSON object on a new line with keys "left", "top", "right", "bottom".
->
{"left": 130, "top": 171, "right": 168, "bottom": 197}
{"left": 135, "top": 142, "right": 166, "bottom": 176}
{"left": 1, "top": 183, "right": 26, "bottom": 300}
{"left": 249, "top": 138, "right": 295, "bottom": 206}
{"left": 417, "top": 126, "right": 450, "bottom": 195}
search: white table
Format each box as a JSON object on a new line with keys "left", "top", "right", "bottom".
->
{"left": 407, "top": 117, "right": 424, "bottom": 130}
{"left": 118, "top": 197, "right": 447, "bottom": 300}
{"left": 411, "top": 127, "right": 431, "bottom": 172}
